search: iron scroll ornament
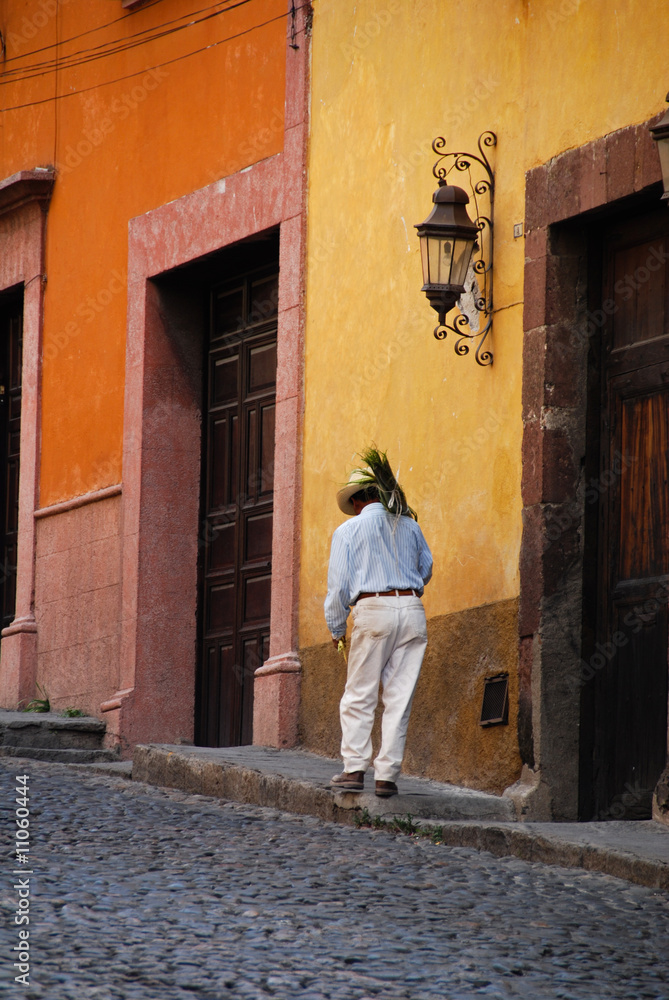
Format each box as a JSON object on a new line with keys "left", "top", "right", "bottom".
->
{"left": 430, "top": 130, "right": 496, "bottom": 366}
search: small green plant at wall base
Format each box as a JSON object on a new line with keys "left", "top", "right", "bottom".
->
{"left": 22, "top": 684, "right": 50, "bottom": 713}
{"left": 390, "top": 813, "right": 419, "bottom": 836}
{"left": 353, "top": 809, "right": 445, "bottom": 844}
{"left": 353, "top": 807, "right": 373, "bottom": 828}
{"left": 62, "top": 708, "right": 85, "bottom": 717}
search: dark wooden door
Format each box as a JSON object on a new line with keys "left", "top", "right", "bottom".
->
{"left": 0, "top": 296, "right": 22, "bottom": 631}
{"left": 586, "top": 210, "right": 669, "bottom": 819}
{"left": 195, "top": 268, "right": 278, "bottom": 747}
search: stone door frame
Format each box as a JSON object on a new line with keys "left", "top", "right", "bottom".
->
{"left": 517, "top": 116, "right": 666, "bottom": 820}
{"left": 0, "top": 170, "right": 54, "bottom": 710}
{"left": 104, "top": 6, "right": 309, "bottom": 752}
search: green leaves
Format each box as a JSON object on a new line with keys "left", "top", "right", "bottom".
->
{"left": 358, "top": 445, "right": 417, "bottom": 521}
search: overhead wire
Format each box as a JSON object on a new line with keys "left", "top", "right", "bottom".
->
{"left": 0, "top": 3, "right": 309, "bottom": 114}
{"left": 0, "top": 0, "right": 241, "bottom": 69}
{"left": 0, "top": 0, "right": 259, "bottom": 84}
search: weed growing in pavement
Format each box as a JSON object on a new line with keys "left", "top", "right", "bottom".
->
{"left": 354, "top": 809, "right": 445, "bottom": 844}
{"left": 21, "top": 683, "right": 50, "bottom": 713}
{"left": 61, "top": 707, "right": 85, "bottom": 717}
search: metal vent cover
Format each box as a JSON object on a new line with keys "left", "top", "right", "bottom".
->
{"left": 479, "top": 673, "right": 509, "bottom": 727}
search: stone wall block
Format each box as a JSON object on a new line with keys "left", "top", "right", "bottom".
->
{"left": 541, "top": 426, "right": 578, "bottom": 503}
{"left": 542, "top": 506, "right": 581, "bottom": 599}
{"left": 523, "top": 255, "right": 548, "bottom": 331}
{"left": 521, "top": 327, "right": 546, "bottom": 421}
{"left": 521, "top": 419, "right": 543, "bottom": 507}
{"left": 579, "top": 138, "right": 608, "bottom": 214}
{"left": 635, "top": 121, "right": 663, "bottom": 193}
{"left": 517, "top": 635, "right": 535, "bottom": 768}
{"left": 518, "top": 506, "right": 544, "bottom": 636}
{"left": 606, "top": 127, "right": 637, "bottom": 204}
{"left": 547, "top": 152, "right": 581, "bottom": 223}
{"left": 545, "top": 251, "right": 581, "bottom": 327}
{"left": 543, "top": 324, "right": 582, "bottom": 408}
{"left": 524, "top": 225, "right": 548, "bottom": 261}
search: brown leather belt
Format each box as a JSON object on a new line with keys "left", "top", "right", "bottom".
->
{"left": 355, "top": 589, "right": 418, "bottom": 602}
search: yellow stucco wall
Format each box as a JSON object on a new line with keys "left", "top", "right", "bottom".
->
{"left": 299, "top": 0, "right": 669, "bottom": 788}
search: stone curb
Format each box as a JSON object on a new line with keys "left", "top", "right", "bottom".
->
{"left": 429, "top": 823, "right": 669, "bottom": 891}
{"left": 133, "top": 745, "right": 344, "bottom": 824}
{"left": 68, "top": 760, "right": 134, "bottom": 780}
{"left": 133, "top": 744, "right": 669, "bottom": 891}
{"left": 0, "top": 746, "right": 119, "bottom": 763}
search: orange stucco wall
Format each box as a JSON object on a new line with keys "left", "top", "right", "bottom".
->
{"left": 0, "top": 0, "right": 286, "bottom": 505}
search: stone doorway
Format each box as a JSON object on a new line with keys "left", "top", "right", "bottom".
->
{"left": 517, "top": 118, "right": 668, "bottom": 821}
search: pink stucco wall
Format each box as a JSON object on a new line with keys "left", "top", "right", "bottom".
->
{"left": 35, "top": 491, "right": 122, "bottom": 716}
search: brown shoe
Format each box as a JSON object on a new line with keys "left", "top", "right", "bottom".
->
{"left": 375, "top": 780, "right": 398, "bottom": 798}
{"left": 330, "top": 770, "right": 365, "bottom": 791}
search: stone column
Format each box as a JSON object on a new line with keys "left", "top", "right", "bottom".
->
{"left": 0, "top": 171, "right": 54, "bottom": 709}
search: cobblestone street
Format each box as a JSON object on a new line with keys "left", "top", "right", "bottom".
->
{"left": 1, "top": 761, "right": 667, "bottom": 1000}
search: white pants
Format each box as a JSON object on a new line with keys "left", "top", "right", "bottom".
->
{"left": 340, "top": 596, "right": 428, "bottom": 782}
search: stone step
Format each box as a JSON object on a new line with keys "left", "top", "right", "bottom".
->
{"left": 0, "top": 711, "right": 106, "bottom": 751}
{"left": 0, "top": 746, "right": 119, "bottom": 764}
{"left": 70, "top": 760, "right": 133, "bottom": 780}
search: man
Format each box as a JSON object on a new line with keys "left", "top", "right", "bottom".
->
{"left": 324, "top": 448, "right": 433, "bottom": 798}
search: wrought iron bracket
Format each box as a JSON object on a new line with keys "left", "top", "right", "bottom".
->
{"left": 431, "top": 130, "right": 496, "bottom": 366}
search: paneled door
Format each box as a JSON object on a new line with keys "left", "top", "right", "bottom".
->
{"left": 586, "top": 210, "right": 669, "bottom": 819}
{"left": 196, "top": 268, "right": 278, "bottom": 747}
{"left": 0, "top": 296, "right": 22, "bottom": 632}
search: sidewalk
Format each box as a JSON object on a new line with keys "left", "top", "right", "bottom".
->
{"left": 132, "top": 743, "right": 669, "bottom": 891}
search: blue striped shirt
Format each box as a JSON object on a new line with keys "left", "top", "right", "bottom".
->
{"left": 324, "top": 503, "right": 433, "bottom": 637}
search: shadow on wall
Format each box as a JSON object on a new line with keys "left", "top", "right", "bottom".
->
{"left": 298, "top": 597, "right": 521, "bottom": 794}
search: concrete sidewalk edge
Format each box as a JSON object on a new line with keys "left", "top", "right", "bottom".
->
{"left": 133, "top": 744, "right": 669, "bottom": 891}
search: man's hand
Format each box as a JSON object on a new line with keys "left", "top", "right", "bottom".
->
{"left": 332, "top": 636, "right": 346, "bottom": 650}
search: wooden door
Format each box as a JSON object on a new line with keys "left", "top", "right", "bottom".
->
{"left": 195, "top": 268, "right": 278, "bottom": 747}
{"left": 586, "top": 210, "right": 669, "bottom": 819}
{"left": 0, "top": 296, "right": 22, "bottom": 632}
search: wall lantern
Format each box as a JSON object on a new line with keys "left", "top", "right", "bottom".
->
{"left": 649, "top": 92, "right": 669, "bottom": 201}
{"left": 415, "top": 131, "right": 496, "bottom": 366}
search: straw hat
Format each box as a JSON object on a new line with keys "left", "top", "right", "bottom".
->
{"left": 336, "top": 469, "right": 374, "bottom": 516}
{"left": 335, "top": 447, "right": 418, "bottom": 521}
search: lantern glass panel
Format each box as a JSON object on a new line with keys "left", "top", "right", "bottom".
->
{"left": 440, "top": 238, "right": 456, "bottom": 284}
{"left": 451, "top": 238, "right": 474, "bottom": 287}
{"left": 426, "top": 236, "right": 442, "bottom": 285}
{"left": 420, "top": 235, "right": 430, "bottom": 286}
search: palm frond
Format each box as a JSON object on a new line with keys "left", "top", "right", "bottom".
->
{"left": 359, "top": 445, "right": 417, "bottom": 520}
